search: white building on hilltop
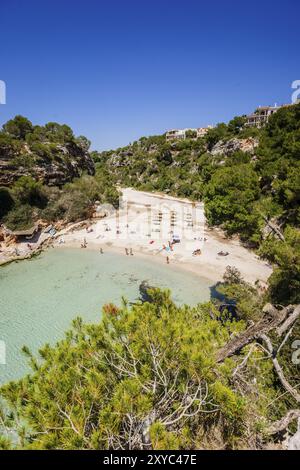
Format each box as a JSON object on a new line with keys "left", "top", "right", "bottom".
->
{"left": 245, "top": 103, "right": 293, "bottom": 128}
{"left": 166, "top": 126, "right": 213, "bottom": 142}
{"left": 165, "top": 129, "right": 186, "bottom": 141}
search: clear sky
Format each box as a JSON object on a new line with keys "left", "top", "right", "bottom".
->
{"left": 0, "top": 0, "right": 299, "bottom": 150}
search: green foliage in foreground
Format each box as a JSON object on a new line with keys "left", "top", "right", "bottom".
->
{"left": 0, "top": 290, "right": 289, "bottom": 450}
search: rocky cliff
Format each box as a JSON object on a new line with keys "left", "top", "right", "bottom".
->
{"left": 0, "top": 116, "right": 95, "bottom": 187}
{"left": 210, "top": 137, "right": 259, "bottom": 156}
{"left": 0, "top": 141, "right": 95, "bottom": 187}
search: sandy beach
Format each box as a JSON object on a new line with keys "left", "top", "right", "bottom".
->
{"left": 52, "top": 189, "right": 272, "bottom": 285}
{"left": 0, "top": 188, "right": 272, "bottom": 284}
{"left": 0, "top": 188, "right": 273, "bottom": 284}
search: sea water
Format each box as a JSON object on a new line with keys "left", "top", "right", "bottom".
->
{"left": 0, "top": 248, "right": 212, "bottom": 384}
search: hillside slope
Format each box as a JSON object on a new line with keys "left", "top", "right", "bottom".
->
{"left": 93, "top": 104, "right": 300, "bottom": 304}
{"left": 0, "top": 116, "right": 118, "bottom": 231}
{"left": 95, "top": 105, "right": 299, "bottom": 242}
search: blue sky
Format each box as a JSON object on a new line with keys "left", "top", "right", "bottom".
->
{"left": 0, "top": 0, "right": 299, "bottom": 150}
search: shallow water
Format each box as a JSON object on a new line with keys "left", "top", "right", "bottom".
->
{"left": 0, "top": 248, "right": 212, "bottom": 384}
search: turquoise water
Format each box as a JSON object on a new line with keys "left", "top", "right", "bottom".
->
{"left": 0, "top": 248, "right": 212, "bottom": 384}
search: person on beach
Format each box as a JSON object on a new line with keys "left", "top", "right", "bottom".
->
{"left": 125, "top": 248, "right": 129, "bottom": 255}
{"left": 81, "top": 238, "right": 87, "bottom": 248}
{"left": 130, "top": 248, "right": 133, "bottom": 256}
{"left": 166, "top": 256, "right": 169, "bottom": 264}
{"left": 100, "top": 248, "right": 103, "bottom": 254}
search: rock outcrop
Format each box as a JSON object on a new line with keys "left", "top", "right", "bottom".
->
{"left": 0, "top": 141, "right": 95, "bottom": 187}
{"left": 210, "top": 137, "right": 259, "bottom": 156}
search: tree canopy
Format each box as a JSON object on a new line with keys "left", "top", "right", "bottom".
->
{"left": 2, "top": 287, "right": 295, "bottom": 450}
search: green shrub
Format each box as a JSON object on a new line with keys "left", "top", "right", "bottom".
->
{"left": 3, "top": 204, "right": 35, "bottom": 230}
{"left": 0, "top": 187, "right": 15, "bottom": 218}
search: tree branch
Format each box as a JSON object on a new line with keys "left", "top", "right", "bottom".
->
{"left": 277, "top": 305, "right": 300, "bottom": 337}
{"left": 216, "top": 304, "right": 289, "bottom": 363}
{"left": 260, "top": 334, "right": 300, "bottom": 403}
{"left": 266, "top": 410, "right": 300, "bottom": 435}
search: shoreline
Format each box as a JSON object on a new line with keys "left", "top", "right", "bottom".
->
{"left": 0, "top": 189, "right": 273, "bottom": 286}
{"left": 54, "top": 241, "right": 219, "bottom": 285}
{"left": 53, "top": 231, "right": 272, "bottom": 287}
{"left": 0, "top": 228, "right": 272, "bottom": 286}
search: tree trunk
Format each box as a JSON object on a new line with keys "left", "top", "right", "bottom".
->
{"left": 216, "top": 304, "right": 288, "bottom": 363}
{"left": 266, "top": 410, "right": 300, "bottom": 435}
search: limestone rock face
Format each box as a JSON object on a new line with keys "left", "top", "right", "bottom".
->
{"left": 210, "top": 137, "right": 259, "bottom": 156}
{"left": 0, "top": 141, "right": 95, "bottom": 186}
